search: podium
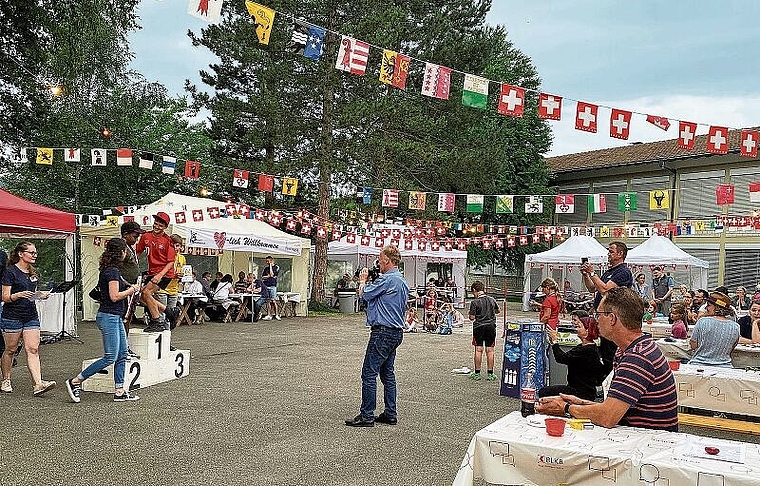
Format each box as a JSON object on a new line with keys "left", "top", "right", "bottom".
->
{"left": 81, "top": 329, "right": 190, "bottom": 393}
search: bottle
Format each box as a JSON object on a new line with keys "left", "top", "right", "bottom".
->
{"left": 520, "top": 371, "right": 536, "bottom": 417}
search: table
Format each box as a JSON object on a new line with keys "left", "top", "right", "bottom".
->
{"left": 37, "top": 289, "right": 76, "bottom": 334}
{"left": 656, "top": 338, "right": 760, "bottom": 369}
{"left": 453, "top": 411, "right": 760, "bottom": 486}
{"left": 675, "top": 364, "right": 760, "bottom": 418}
{"left": 176, "top": 294, "right": 207, "bottom": 326}
{"left": 228, "top": 293, "right": 261, "bottom": 323}
{"left": 277, "top": 292, "right": 301, "bottom": 318}
{"left": 642, "top": 318, "right": 672, "bottom": 338}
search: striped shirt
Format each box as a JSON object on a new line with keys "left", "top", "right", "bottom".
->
{"left": 608, "top": 334, "right": 678, "bottom": 431}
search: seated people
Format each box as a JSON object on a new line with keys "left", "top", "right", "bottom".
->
{"left": 669, "top": 303, "right": 688, "bottom": 339}
{"left": 423, "top": 288, "right": 439, "bottom": 331}
{"left": 539, "top": 311, "right": 604, "bottom": 402}
{"left": 234, "top": 271, "right": 248, "bottom": 294}
{"left": 206, "top": 273, "right": 236, "bottom": 321}
{"left": 642, "top": 301, "right": 656, "bottom": 323}
{"left": 403, "top": 307, "right": 419, "bottom": 333}
{"left": 688, "top": 291, "right": 740, "bottom": 368}
{"left": 247, "top": 275, "right": 267, "bottom": 322}
{"left": 537, "top": 287, "right": 678, "bottom": 431}
{"left": 733, "top": 286, "right": 751, "bottom": 318}
{"left": 738, "top": 299, "right": 760, "bottom": 344}
{"left": 184, "top": 272, "right": 207, "bottom": 324}
{"left": 688, "top": 289, "right": 708, "bottom": 323}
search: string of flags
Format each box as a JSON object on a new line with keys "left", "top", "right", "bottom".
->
{"left": 23, "top": 146, "right": 301, "bottom": 196}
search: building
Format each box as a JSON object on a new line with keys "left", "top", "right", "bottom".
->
{"left": 545, "top": 128, "right": 760, "bottom": 291}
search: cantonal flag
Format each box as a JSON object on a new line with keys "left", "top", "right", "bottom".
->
{"left": 36, "top": 147, "right": 53, "bottom": 165}
{"left": 588, "top": 194, "right": 606, "bottom": 214}
{"left": 716, "top": 184, "right": 735, "bottom": 205}
{"left": 245, "top": 1, "right": 275, "bottom": 45}
{"left": 495, "top": 195, "right": 513, "bottom": 214}
{"left": 408, "top": 191, "right": 426, "bottom": 210}
{"left": 462, "top": 74, "right": 489, "bottom": 109}
{"left": 139, "top": 152, "right": 154, "bottom": 170}
{"left": 232, "top": 169, "right": 249, "bottom": 188}
{"left": 382, "top": 189, "right": 399, "bottom": 208}
{"left": 335, "top": 36, "right": 370, "bottom": 76}
{"left": 379, "top": 50, "right": 410, "bottom": 89}
{"left": 184, "top": 160, "right": 200, "bottom": 179}
{"left": 438, "top": 193, "right": 455, "bottom": 212}
{"left": 749, "top": 182, "right": 760, "bottom": 203}
{"left": 466, "top": 194, "right": 484, "bottom": 213}
{"left": 617, "top": 192, "right": 638, "bottom": 212}
{"left": 421, "top": 63, "right": 451, "bottom": 100}
{"left": 258, "top": 174, "right": 274, "bottom": 192}
{"left": 555, "top": 195, "right": 574, "bottom": 214}
{"left": 116, "top": 148, "right": 133, "bottom": 166}
{"left": 162, "top": 156, "right": 176, "bottom": 174}
{"left": 64, "top": 148, "right": 80, "bottom": 162}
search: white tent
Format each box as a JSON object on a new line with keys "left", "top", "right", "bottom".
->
{"left": 626, "top": 235, "right": 709, "bottom": 290}
{"left": 79, "top": 193, "right": 311, "bottom": 319}
{"left": 522, "top": 236, "right": 609, "bottom": 311}
{"left": 327, "top": 237, "right": 468, "bottom": 305}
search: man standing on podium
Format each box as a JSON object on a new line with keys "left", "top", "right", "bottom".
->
{"left": 135, "top": 212, "right": 176, "bottom": 333}
{"left": 345, "top": 246, "right": 408, "bottom": 427}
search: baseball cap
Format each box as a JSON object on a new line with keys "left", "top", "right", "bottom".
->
{"left": 121, "top": 221, "right": 145, "bottom": 236}
{"left": 154, "top": 212, "right": 170, "bottom": 226}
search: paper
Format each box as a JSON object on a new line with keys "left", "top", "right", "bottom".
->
{"left": 28, "top": 291, "right": 47, "bottom": 301}
{"left": 685, "top": 440, "right": 746, "bottom": 464}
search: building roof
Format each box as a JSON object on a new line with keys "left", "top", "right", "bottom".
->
{"left": 545, "top": 128, "right": 748, "bottom": 174}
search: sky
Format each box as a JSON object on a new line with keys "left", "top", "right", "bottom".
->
{"left": 129, "top": 0, "right": 760, "bottom": 156}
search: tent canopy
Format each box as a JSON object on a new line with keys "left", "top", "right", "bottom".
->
{"left": 626, "top": 235, "right": 709, "bottom": 267}
{"left": 0, "top": 188, "right": 76, "bottom": 236}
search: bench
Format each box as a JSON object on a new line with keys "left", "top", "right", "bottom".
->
{"left": 678, "top": 412, "right": 760, "bottom": 435}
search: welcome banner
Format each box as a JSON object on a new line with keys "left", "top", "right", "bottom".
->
{"left": 186, "top": 227, "right": 301, "bottom": 256}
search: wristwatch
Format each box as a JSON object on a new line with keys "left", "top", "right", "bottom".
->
{"left": 588, "top": 272, "right": 596, "bottom": 278}
{"left": 564, "top": 402, "right": 572, "bottom": 417}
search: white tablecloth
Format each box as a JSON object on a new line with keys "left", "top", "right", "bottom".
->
{"left": 675, "top": 364, "right": 760, "bottom": 417}
{"left": 656, "top": 338, "right": 760, "bottom": 369}
{"left": 453, "top": 411, "right": 760, "bottom": 486}
{"left": 36, "top": 290, "right": 76, "bottom": 334}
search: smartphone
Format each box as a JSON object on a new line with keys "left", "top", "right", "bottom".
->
{"left": 581, "top": 257, "right": 589, "bottom": 264}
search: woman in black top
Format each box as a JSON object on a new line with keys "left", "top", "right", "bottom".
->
{"left": 538, "top": 312, "right": 605, "bottom": 402}
{"left": 1, "top": 242, "right": 56, "bottom": 395}
{"left": 65, "top": 238, "right": 140, "bottom": 403}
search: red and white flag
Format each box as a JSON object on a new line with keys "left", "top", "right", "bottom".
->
{"left": 749, "top": 182, "right": 760, "bottom": 203}
{"left": 646, "top": 115, "right": 671, "bottom": 131}
{"left": 175, "top": 212, "right": 186, "bottom": 224}
{"left": 192, "top": 209, "right": 204, "bottom": 222}
{"left": 360, "top": 235, "right": 370, "bottom": 246}
{"left": 677, "top": 121, "right": 697, "bottom": 150}
{"left": 716, "top": 184, "right": 735, "bottom": 205}
{"left": 575, "top": 101, "right": 598, "bottom": 133}
{"left": 555, "top": 195, "right": 575, "bottom": 214}
{"left": 232, "top": 169, "right": 249, "bottom": 188}
{"left": 346, "top": 232, "right": 356, "bottom": 243}
{"left": 187, "top": 0, "right": 223, "bottom": 24}
{"left": 437, "top": 193, "right": 455, "bottom": 212}
{"left": 420, "top": 63, "right": 451, "bottom": 100}
{"left": 741, "top": 129, "right": 759, "bottom": 158}
{"left": 609, "top": 109, "right": 632, "bottom": 140}
{"left": 497, "top": 84, "right": 525, "bottom": 117}
{"left": 184, "top": 160, "right": 201, "bottom": 179}
{"left": 64, "top": 148, "right": 80, "bottom": 162}
{"left": 706, "top": 125, "right": 729, "bottom": 154}
{"left": 258, "top": 174, "right": 274, "bottom": 192}
{"left": 382, "top": 189, "right": 399, "bottom": 208}
{"left": 207, "top": 206, "right": 220, "bottom": 219}
{"left": 116, "top": 148, "right": 133, "bottom": 166}
{"left": 538, "top": 93, "right": 562, "bottom": 120}
{"left": 335, "top": 36, "right": 370, "bottom": 76}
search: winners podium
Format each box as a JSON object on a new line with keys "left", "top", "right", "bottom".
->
{"left": 81, "top": 329, "right": 190, "bottom": 393}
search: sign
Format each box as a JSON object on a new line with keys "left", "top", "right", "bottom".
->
{"left": 186, "top": 227, "right": 301, "bottom": 256}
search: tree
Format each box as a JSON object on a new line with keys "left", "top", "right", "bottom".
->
{"left": 188, "top": 0, "right": 553, "bottom": 303}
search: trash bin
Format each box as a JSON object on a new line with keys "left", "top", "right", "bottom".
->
{"left": 337, "top": 291, "right": 356, "bottom": 313}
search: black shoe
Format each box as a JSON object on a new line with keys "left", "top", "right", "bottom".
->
{"left": 170, "top": 345, "right": 177, "bottom": 351}
{"left": 143, "top": 320, "right": 164, "bottom": 333}
{"left": 375, "top": 412, "right": 397, "bottom": 425}
{"left": 345, "top": 415, "right": 374, "bottom": 427}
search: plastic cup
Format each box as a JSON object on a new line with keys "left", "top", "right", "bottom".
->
{"left": 668, "top": 360, "right": 680, "bottom": 371}
{"left": 545, "top": 418, "right": 566, "bottom": 437}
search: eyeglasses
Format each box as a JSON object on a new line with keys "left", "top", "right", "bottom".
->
{"left": 23, "top": 250, "right": 38, "bottom": 256}
{"left": 593, "top": 310, "right": 615, "bottom": 319}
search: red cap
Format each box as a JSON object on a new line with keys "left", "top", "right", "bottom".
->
{"left": 154, "top": 212, "right": 170, "bottom": 226}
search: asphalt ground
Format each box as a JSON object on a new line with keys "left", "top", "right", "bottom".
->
{"left": 2, "top": 304, "right": 759, "bottom": 486}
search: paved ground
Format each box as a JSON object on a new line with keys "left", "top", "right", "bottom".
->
{"left": 2, "top": 304, "right": 758, "bottom": 486}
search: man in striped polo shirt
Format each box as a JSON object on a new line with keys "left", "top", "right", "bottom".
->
{"left": 537, "top": 287, "right": 678, "bottom": 431}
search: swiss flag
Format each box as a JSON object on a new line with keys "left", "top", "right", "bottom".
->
{"left": 331, "top": 229, "right": 342, "bottom": 240}
{"left": 430, "top": 241, "right": 441, "bottom": 251}
{"left": 192, "top": 209, "right": 203, "bottom": 222}
{"left": 532, "top": 234, "right": 541, "bottom": 244}
{"left": 301, "top": 223, "right": 312, "bottom": 235}
{"left": 609, "top": 109, "right": 632, "bottom": 140}
{"left": 238, "top": 204, "right": 250, "bottom": 218}
{"left": 346, "top": 233, "right": 356, "bottom": 243}
{"left": 444, "top": 241, "right": 453, "bottom": 251}
{"left": 706, "top": 126, "right": 729, "bottom": 154}
{"left": 497, "top": 84, "right": 525, "bottom": 117}
{"left": 740, "top": 129, "right": 759, "bottom": 158}
{"left": 258, "top": 174, "right": 274, "bottom": 192}
{"left": 716, "top": 184, "right": 735, "bottom": 205}
{"left": 175, "top": 211, "right": 186, "bottom": 224}
{"left": 507, "top": 236, "right": 515, "bottom": 248}
{"left": 207, "top": 206, "right": 220, "bottom": 219}
{"left": 677, "top": 121, "right": 697, "bottom": 150}
{"left": 456, "top": 240, "right": 466, "bottom": 251}
{"left": 316, "top": 227, "right": 326, "bottom": 239}
{"left": 519, "top": 235, "right": 528, "bottom": 246}
{"left": 225, "top": 204, "right": 238, "bottom": 217}
{"left": 575, "top": 101, "right": 598, "bottom": 133}
{"left": 494, "top": 238, "right": 503, "bottom": 249}
{"left": 184, "top": 160, "right": 201, "bottom": 179}
{"left": 374, "top": 237, "right": 385, "bottom": 248}
{"left": 254, "top": 209, "right": 266, "bottom": 220}
{"left": 360, "top": 235, "right": 371, "bottom": 246}
{"left": 286, "top": 219, "right": 297, "bottom": 231}
{"left": 482, "top": 239, "right": 491, "bottom": 250}
{"left": 538, "top": 93, "right": 562, "bottom": 120}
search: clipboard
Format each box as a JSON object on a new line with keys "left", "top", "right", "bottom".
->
{"left": 49, "top": 280, "right": 77, "bottom": 293}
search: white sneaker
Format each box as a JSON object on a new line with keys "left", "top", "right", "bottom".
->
{"left": 262, "top": 315, "right": 272, "bottom": 321}
{"left": 274, "top": 315, "right": 281, "bottom": 321}
{"left": 0, "top": 379, "right": 12, "bottom": 393}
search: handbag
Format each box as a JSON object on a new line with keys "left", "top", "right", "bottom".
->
{"left": 88, "top": 286, "right": 101, "bottom": 301}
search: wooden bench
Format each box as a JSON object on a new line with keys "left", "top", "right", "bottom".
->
{"left": 679, "top": 412, "right": 760, "bottom": 435}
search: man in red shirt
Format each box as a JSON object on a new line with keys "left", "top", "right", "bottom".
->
{"left": 135, "top": 212, "right": 176, "bottom": 332}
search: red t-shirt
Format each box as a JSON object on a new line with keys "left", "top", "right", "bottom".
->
{"left": 541, "top": 294, "right": 560, "bottom": 330}
{"left": 135, "top": 232, "right": 176, "bottom": 277}
{"left": 424, "top": 296, "right": 436, "bottom": 311}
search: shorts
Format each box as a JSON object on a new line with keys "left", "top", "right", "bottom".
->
{"left": 472, "top": 325, "right": 496, "bottom": 347}
{"left": 265, "top": 286, "right": 278, "bottom": 301}
{"left": 1, "top": 317, "right": 41, "bottom": 333}
{"left": 145, "top": 275, "right": 172, "bottom": 290}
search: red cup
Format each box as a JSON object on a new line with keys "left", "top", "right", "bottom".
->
{"left": 668, "top": 360, "right": 680, "bottom": 371}
{"left": 545, "top": 418, "right": 566, "bottom": 437}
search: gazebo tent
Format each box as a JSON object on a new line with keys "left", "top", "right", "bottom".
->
{"left": 327, "top": 237, "right": 468, "bottom": 305}
{"left": 0, "top": 188, "right": 76, "bottom": 333}
{"left": 78, "top": 193, "right": 311, "bottom": 319}
{"left": 626, "top": 235, "right": 709, "bottom": 290}
{"left": 522, "top": 236, "right": 609, "bottom": 311}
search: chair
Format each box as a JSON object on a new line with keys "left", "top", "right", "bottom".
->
{"left": 221, "top": 300, "right": 240, "bottom": 323}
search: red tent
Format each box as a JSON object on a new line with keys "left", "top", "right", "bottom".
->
{"left": 0, "top": 188, "right": 76, "bottom": 236}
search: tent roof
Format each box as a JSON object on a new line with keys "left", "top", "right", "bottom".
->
{"left": 525, "top": 235, "right": 608, "bottom": 264}
{"left": 0, "top": 188, "right": 76, "bottom": 236}
{"left": 627, "top": 235, "right": 709, "bottom": 268}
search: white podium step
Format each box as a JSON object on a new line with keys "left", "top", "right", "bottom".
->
{"left": 80, "top": 329, "right": 190, "bottom": 393}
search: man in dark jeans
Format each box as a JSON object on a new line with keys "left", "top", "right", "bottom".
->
{"left": 345, "top": 246, "right": 409, "bottom": 427}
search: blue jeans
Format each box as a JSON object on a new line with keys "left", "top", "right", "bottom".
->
{"left": 360, "top": 326, "right": 403, "bottom": 420}
{"left": 81, "top": 312, "right": 128, "bottom": 387}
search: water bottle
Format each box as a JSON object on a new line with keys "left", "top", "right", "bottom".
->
{"left": 520, "top": 371, "right": 536, "bottom": 417}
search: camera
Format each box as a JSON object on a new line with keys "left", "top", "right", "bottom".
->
{"left": 354, "top": 259, "right": 381, "bottom": 284}
{"left": 581, "top": 257, "right": 588, "bottom": 264}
